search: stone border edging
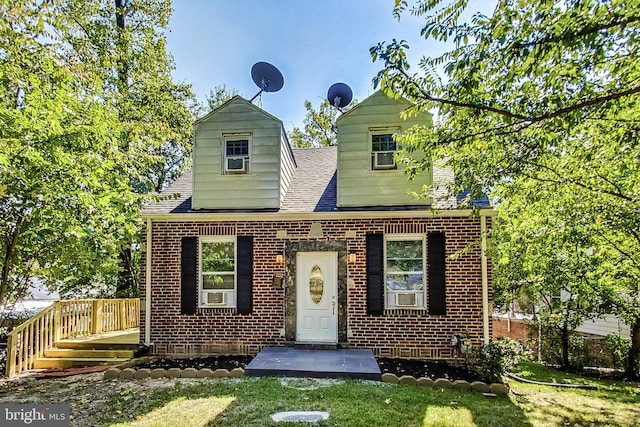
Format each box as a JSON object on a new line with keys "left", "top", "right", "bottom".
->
{"left": 103, "top": 365, "right": 508, "bottom": 396}
{"left": 381, "top": 373, "right": 509, "bottom": 395}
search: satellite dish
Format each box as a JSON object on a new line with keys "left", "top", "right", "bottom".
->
{"left": 250, "top": 61, "right": 284, "bottom": 102}
{"left": 327, "top": 82, "right": 353, "bottom": 110}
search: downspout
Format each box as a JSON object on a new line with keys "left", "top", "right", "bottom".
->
{"left": 145, "top": 218, "right": 152, "bottom": 346}
{"left": 480, "top": 214, "right": 490, "bottom": 344}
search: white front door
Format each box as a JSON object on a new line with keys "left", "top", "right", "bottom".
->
{"left": 296, "top": 251, "right": 338, "bottom": 343}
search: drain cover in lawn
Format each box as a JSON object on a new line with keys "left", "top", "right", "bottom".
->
{"left": 271, "top": 411, "right": 330, "bottom": 422}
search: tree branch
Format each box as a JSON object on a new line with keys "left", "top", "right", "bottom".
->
{"left": 511, "top": 15, "right": 640, "bottom": 50}
{"left": 395, "top": 65, "right": 640, "bottom": 126}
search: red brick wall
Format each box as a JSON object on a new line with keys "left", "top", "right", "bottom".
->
{"left": 140, "top": 216, "right": 492, "bottom": 362}
{"left": 492, "top": 317, "right": 529, "bottom": 341}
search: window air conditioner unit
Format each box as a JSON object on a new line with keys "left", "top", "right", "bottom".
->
{"left": 226, "top": 157, "right": 247, "bottom": 174}
{"left": 374, "top": 151, "right": 396, "bottom": 169}
{"left": 396, "top": 293, "right": 417, "bottom": 307}
{"left": 206, "top": 292, "right": 226, "bottom": 305}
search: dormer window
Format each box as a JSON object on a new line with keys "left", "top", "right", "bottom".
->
{"left": 370, "top": 128, "right": 399, "bottom": 170}
{"left": 224, "top": 134, "right": 251, "bottom": 174}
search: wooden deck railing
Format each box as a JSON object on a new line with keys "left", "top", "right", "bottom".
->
{"left": 5, "top": 298, "right": 139, "bottom": 377}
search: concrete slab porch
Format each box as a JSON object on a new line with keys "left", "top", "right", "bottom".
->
{"left": 244, "top": 347, "right": 381, "bottom": 381}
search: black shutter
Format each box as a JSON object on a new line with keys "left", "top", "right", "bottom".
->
{"left": 236, "top": 236, "right": 254, "bottom": 314}
{"left": 428, "top": 231, "right": 446, "bottom": 315}
{"left": 180, "top": 236, "right": 198, "bottom": 315}
{"left": 366, "top": 233, "right": 384, "bottom": 315}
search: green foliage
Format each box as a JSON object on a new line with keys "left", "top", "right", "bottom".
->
{"left": 472, "top": 337, "right": 523, "bottom": 383}
{"left": 288, "top": 99, "right": 357, "bottom": 148}
{"left": 606, "top": 334, "right": 632, "bottom": 371}
{"left": 0, "top": 0, "right": 195, "bottom": 308}
{"left": 373, "top": 0, "right": 640, "bottom": 379}
{"left": 205, "top": 84, "right": 239, "bottom": 113}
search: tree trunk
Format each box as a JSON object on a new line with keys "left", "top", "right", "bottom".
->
{"left": 627, "top": 316, "right": 640, "bottom": 380}
{"left": 561, "top": 322, "right": 570, "bottom": 370}
{"left": 116, "top": 245, "right": 137, "bottom": 297}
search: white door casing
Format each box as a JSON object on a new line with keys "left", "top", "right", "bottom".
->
{"left": 296, "top": 251, "right": 338, "bottom": 343}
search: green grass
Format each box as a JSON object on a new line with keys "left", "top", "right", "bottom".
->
{"left": 101, "top": 364, "right": 640, "bottom": 427}
{"left": 509, "top": 361, "right": 640, "bottom": 426}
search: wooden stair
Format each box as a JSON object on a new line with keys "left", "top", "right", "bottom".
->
{"left": 32, "top": 329, "right": 139, "bottom": 371}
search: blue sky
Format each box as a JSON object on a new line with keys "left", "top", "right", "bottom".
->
{"left": 165, "top": 0, "right": 490, "bottom": 130}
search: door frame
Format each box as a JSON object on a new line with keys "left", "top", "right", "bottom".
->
{"left": 284, "top": 240, "right": 347, "bottom": 344}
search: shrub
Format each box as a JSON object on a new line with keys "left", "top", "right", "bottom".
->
{"left": 472, "top": 337, "right": 523, "bottom": 383}
{"left": 605, "top": 334, "right": 631, "bottom": 371}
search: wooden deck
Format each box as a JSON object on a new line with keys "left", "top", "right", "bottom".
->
{"left": 6, "top": 299, "right": 140, "bottom": 377}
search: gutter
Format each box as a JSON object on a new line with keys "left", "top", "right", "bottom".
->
{"left": 481, "top": 215, "right": 490, "bottom": 344}
{"left": 145, "top": 218, "right": 152, "bottom": 346}
{"left": 140, "top": 207, "right": 497, "bottom": 223}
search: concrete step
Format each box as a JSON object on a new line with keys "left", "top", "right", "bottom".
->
{"left": 44, "top": 348, "right": 134, "bottom": 359}
{"left": 33, "top": 357, "right": 130, "bottom": 370}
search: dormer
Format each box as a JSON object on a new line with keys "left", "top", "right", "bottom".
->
{"left": 191, "top": 96, "right": 296, "bottom": 210}
{"left": 336, "top": 91, "right": 433, "bottom": 208}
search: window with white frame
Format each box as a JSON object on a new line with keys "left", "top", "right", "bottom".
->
{"left": 370, "top": 128, "right": 399, "bottom": 170}
{"left": 385, "top": 235, "right": 425, "bottom": 309}
{"left": 224, "top": 134, "right": 251, "bottom": 174}
{"left": 200, "top": 237, "right": 236, "bottom": 307}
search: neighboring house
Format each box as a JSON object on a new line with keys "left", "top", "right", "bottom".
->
{"left": 576, "top": 317, "right": 631, "bottom": 338}
{"left": 0, "top": 281, "right": 59, "bottom": 321}
{"left": 140, "top": 91, "right": 494, "bottom": 362}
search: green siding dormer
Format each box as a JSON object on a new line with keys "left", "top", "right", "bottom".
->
{"left": 191, "top": 96, "right": 294, "bottom": 210}
{"left": 336, "top": 91, "right": 433, "bottom": 208}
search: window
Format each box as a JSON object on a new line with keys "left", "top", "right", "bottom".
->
{"left": 224, "top": 134, "right": 251, "bottom": 174}
{"left": 200, "top": 237, "right": 236, "bottom": 307}
{"left": 384, "top": 235, "right": 425, "bottom": 309}
{"left": 370, "top": 128, "right": 398, "bottom": 170}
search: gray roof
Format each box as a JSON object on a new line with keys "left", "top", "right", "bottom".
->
{"left": 143, "top": 169, "right": 193, "bottom": 215}
{"left": 280, "top": 147, "right": 336, "bottom": 212}
{"left": 142, "top": 147, "right": 338, "bottom": 215}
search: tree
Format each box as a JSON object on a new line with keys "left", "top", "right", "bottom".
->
{"left": 372, "top": 0, "right": 640, "bottom": 378}
{"left": 205, "top": 84, "right": 239, "bottom": 112}
{"left": 289, "top": 99, "right": 356, "bottom": 148}
{"left": 62, "top": 0, "right": 196, "bottom": 296}
{"left": 0, "top": 0, "right": 196, "bottom": 316}
{"left": 0, "top": 0, "right": 135, "bottom": 317}
{"left": 492, "top": 183, "right": 612, "bottom": 369}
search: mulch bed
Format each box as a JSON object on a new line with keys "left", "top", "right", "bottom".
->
{"left": 134, "top": 355, "right": 484, "bottom": 382}
{"left": 376, "top": 357, "right": 483, "bottom": 382}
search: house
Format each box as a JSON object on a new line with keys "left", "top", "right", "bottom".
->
{"left": 139, "top": 91, "right": 495, "bottom": 361}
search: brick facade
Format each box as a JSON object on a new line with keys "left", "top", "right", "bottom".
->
{"left": 140, "top": 215, "right": 492, "bottom": 363}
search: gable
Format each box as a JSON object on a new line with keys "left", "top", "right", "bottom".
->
{"left": 191, "top": 96, "right": 294, "bottom": 211}
{"left": 336, "top": 91, "right": 434, "bottom": 208}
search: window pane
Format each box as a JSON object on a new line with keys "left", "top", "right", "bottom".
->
{"left": 202, "top": 242, "right": 234, "bottom": 272}
{"left": 372, "top": 134, "right": 396, "bottom": 152}
{"left": 386, "top": 240, "right": 422, "bottom": 271}
{"left": 203, "top": 274, "right": 234, "bottom": 289}
{"left": 386, "top": 238, "right": 424, "bottom": 294}
{"left": 226, "top": 140, "right": 248, "bottom": 156}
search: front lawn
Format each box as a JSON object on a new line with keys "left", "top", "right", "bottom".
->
{"left": 102, "top": 362, "right": 640, "bottom": 427}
